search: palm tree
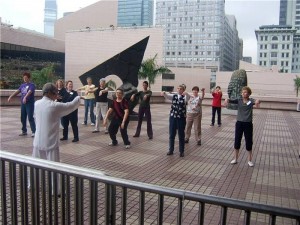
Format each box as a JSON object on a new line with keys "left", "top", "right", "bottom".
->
{"left": 294, "top": 75, "right": 300, "bottom": 97}
{"left": 138, "top": 54, "right": 170, "bottom": 89}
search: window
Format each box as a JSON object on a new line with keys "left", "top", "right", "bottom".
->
{"left": 265, "top": 44, "right": 268, "bottom": 49}
{"left": 264, "top": 53, "right": 267, "bottom": 57}
{"left": 260, "top": 44, "right": 263, "bottom": 49}
{"left": 286, "top": 53, "right": 289, "bottom": 57}
{"left": 264, "top": 61, "right": 266, "bottom": 66}
{"left": 259, "top": 61, "right": 262, "bottom": 66}
{"left": 287, "top": 35, "right": 290, "bottom": 41}
{"left": 265, "top": 36, "right": 268, "bottom": 41}
{"left": 282, "top": 53, "right": 285, "bottom": 57}
{"left": 260, "top": 53, "right": 263, "bottom": 57}
{"left": 272, "top": 44, "right": 278, "bottom": 49}
{"left": 260, "top": 36, "right": 263, "bottom": 41}
{"left": 282, "top": 35, "right": 286, "bottom": 41}
{"left": 282, "top": 44, "right": 285, "bottom": 49}
{"left": 271, "top": 52, "right": 277, "bottom": 57}
{"left": 287, "top": 44, "right": 290, "bottom": 49}
{"left": 272, "top": 36, "right": 278, "bottom": 41}
{"left": 271, "top": 61, "right": 277, "bottom": 65}
{"left": 286, "top": 61, "right": 289, "bottom": 66}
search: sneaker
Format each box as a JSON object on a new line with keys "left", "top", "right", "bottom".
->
{"left": 125, "top": 145, "right": 131, "bottom": 149}
{"left": 248, "top": 161, "right": 254, "bottom": 167}
{"left": 210, "top": 123, "right": 214, "bottom": 126}
{"left": 92, "top": 130, "right": 100, "bottom": 133}
{"left": 218, "top": 124, "right": 221, "bottom": 127}
{"left": 108, "top": 142, "right": 118, "bottom": 146}
{"left": 19, "top": 132, "right": 27, "bottom": 136}
{"left": 230, "top": 159, "right": 237, "bottom": 164}
{"left": 31, "top": 133, "right": 35, "bottom": 137}
{"left": 81, "top": 122, "right": 87, "bottom": 125}
{"left": 184, "top": 139, "right": 189, "bottom": 143}
{"left": 91, "top": 123, "right": 95, "bottom": 126}
{"left": 105, "top": 130, "right": 109, "bottom": 134}
{"left": 72, "top": 138, "right": 79, "bottom": 142}
{"left": 197, "top": 140, "right": 201, "bottom": 145}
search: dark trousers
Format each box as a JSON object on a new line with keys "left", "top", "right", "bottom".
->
{"left": 169, "top": 117, "right": 186, "bottom": 153}
{"left": 108, "top": 117, "right": 130, "bottom": 145}
{"left": 134, "top": 106, "right": 153, "bottom": 138}
{"left": 62, "top": 113, "right": 79, "bottom": 140}
{"left": 21, "top": 102, "right": 36, "bottom": 133}
{"left": 211, "top": 106, "right": 221, "bottom": 125}
{"left": 234, "top": 121, "right": 253, "bottom": 151}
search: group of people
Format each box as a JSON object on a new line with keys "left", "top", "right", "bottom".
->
{"left": 8, "top": 72, "right": 260, "bottom": 168}
{"left": 162, "top": 84, "right": 260, "bottom": 167}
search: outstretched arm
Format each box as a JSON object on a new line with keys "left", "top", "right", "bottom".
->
{"left": 8, "top": 90, "right": 21, "bottom": 102}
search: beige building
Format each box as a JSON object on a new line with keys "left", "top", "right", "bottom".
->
{"left": 54, "top": 0, "right": 118, "bottom": 41}
{"left": 216, "top": 60, "right": 297, "bottom": 97}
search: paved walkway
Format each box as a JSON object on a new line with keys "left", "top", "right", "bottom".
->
{"left": 1, "top": 104, "right": 300, "bottom": 224}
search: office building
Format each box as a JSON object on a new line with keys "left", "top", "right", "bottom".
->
{"left": 118, "top": 0, "right": 154, "bottom": 27}
{"left": 44, "top": 0, "right": 57, "bottom": 36}
{"left": 279, "top": 0, "right": 300, "bottom": 30}
{"left": 255, "top": 25, "right": 300, "bottom": 73}
{"left": 155, "top": 0, "right": 240, "bottom": 80}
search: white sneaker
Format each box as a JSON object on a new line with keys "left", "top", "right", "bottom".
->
{"left": 125, "top": 145, "right": 131, "bottom": 149}
{"left": 31, "top": 133, "right": 35, "bottom": 137}
{"left": 230, "top": 159, "right": 237, "bottom": 164}
{"left": 81, "top": 122, "right": 87, "bottom": 125}
{"left": 91, "top": 123, "right": 95, "bottom": 126}
{"left": 248, "top": 161, "right": 254, "bottom": 167}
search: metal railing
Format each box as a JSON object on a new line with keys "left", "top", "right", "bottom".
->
{"left": 1, "top": 151, "right": 300, "bottom": 225}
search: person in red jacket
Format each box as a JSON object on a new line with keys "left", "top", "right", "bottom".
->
{"left": 211, "top": 86, "right": 222, "bottom": 127}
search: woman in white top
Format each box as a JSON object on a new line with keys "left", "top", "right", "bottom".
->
{"left": 184, "top": 86, "right": 205, "bottom": 145}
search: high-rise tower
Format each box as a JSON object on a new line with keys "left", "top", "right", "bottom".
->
{"left": 44, "top": 0, "right": 57, "bottom": 36}
{"left": 279, "top": 0, "right": 300, "bottom": 30}
{"left": 156, "top": 0, "right": 240, "bottom": 72}
{"left": 117, "top": 0, "right": 154, "bottom": 27}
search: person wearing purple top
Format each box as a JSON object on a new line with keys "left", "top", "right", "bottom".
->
{"left": 8, "top": 72, "right": 36, "bottom": 137}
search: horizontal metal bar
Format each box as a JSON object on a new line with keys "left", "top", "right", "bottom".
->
{"left": 1, "top": 151, "right": 300, "bottom": 221}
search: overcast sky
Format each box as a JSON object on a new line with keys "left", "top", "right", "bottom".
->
{"left": 0, "top": 0, "right": 280, "bottom": 64}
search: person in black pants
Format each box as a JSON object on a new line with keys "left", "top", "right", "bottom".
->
{"left": 103, "top": 88, "right": 131, "bottom": 149}
{"left": 131, "top": 81, "right": 153, "bottom": 139}
{"left": 60, "top": 80, "right": 79, "bottom": 142}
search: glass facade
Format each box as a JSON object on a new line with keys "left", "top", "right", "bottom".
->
{"left": 156, "top": 0, "right": 240, "bottom": 71}
{"left": 118, "top": 0, "right": 154, "bottom": 27}
{"left": 279, "top": 0, "right": 300, "bottom": 30}
{"left": 44, "top": 0, "right": 57, "bottom": 36}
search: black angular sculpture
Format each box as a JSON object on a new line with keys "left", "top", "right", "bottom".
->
{"left": 227, "top": 69, "right": 248, "bottom": 110}
{"left": 79, "top": 36, "right": 149, "bottom": 113}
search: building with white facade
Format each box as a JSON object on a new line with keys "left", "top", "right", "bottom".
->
{"left": 255, "top": 25, "right": 300, "bottom": 73}
{"left": 155, "top": 0, "right": 240, "bottom": 73}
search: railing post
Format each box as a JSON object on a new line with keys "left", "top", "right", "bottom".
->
{"left": 157, "top": 194, "right": 164, "bottom": 225}
{"left": 105, "top": 184, "right": 112, "bottom": 225}
{"left": 75, "top": 177, "right": 84, "bottom": 225}
{"left": 121, "top": 187, "right": 127, "bottom": 225}
{"left": 89, "top": 180, "right": 98, "bottom": 225}
{"left": 9, "top": 162, "right": 18, "bottom": 225}
{"left": 244, "top": 210, "right": 251, "bottom": 225}
{"left": 269, "top": 214, "right": 276, "bottom": 225}
{"left": 139, "top": 190, "right": 145, "bottom": 225}
{"left": 177, "top": 198, "right": 183, "bottom": 225}
{"left": 0, "top": 160, "right": 7, "bottom": 225}
{"left": 220, "top": 206, "right": 228, "bottom": 225}
{"left": 19, "top": 164, "right": 29, "bottom": 225}
{"left": 198, "top": 202, "right": 205, "bottom": 225}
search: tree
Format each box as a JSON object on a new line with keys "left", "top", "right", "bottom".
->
{"left": 138, "top": 54, "right": 170, "bottom": 89}
{"left": 31, "top": 64, "right": 61, "bottom": 89}
{"left": 294, "top": 75, "right": 300, "bottom": 97}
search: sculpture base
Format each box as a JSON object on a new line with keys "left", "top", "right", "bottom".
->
{"left": 222, "top": 108, "right": 238, "bottom": 116}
